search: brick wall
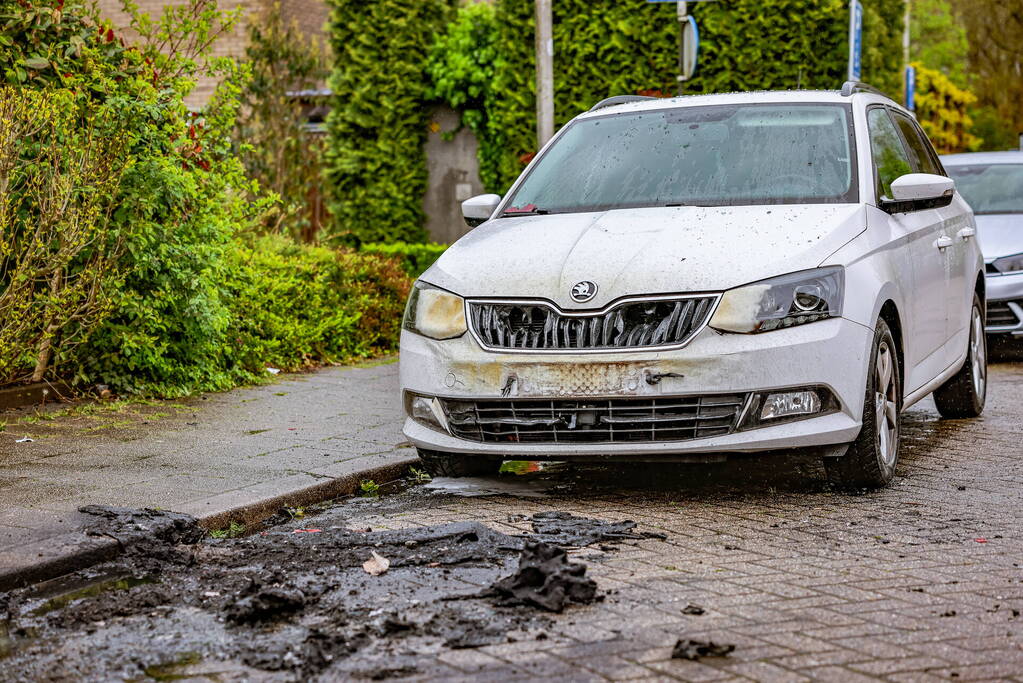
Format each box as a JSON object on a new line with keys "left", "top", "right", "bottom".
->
{"left": 95, "top": 0, "right": 329, "bottom": 108}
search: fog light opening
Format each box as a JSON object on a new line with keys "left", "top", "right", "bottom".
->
{"left": 410, "top": 395, "right": 450, "bottom": 433}
{"left": 760, "top": 390, "right": 822, "bottom": 421}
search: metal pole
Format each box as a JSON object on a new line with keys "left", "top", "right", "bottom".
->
{"left": 903, "top": 0, "right": 911, "bottom": 66}
{"left": 847, "top": 0, "right": 858, "bottom": 81}
{"left": 677, "top": 1, "right": 688, "bottom": 96}
{"left": 535, "top": 0, "right": 554, "bottom": 148}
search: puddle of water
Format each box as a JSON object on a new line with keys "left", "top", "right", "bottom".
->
{"left": 28, "top": 573, "right": 157, "bottom": 616}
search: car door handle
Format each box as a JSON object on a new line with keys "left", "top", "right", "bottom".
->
{"left": 957, "top": 227, "right": 976, "bottom": 240}
{"left": 936, "top": 235, "right": 954, "bottom": 250}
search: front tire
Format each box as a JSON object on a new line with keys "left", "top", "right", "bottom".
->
{"left": 826, "top": 318, "right": 902, "bottom": 490}
{"left": 933, "top": 294, "right": 987, "bottom": 419}
{"left": 416, "top": 448, "right": 503, "bottom": 478}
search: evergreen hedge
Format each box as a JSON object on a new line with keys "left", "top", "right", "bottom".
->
{"left": 490, "top": 0, "right": 907, "bottom": 191}
{"left": 323, "top": 0, "right": 458, "bottom": 245}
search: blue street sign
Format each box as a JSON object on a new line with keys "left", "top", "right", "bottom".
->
{"left": 848, "top": 0, "right": 863, "bottom": 81}
{"left": 905, "top": 65, "right": 916, "bottom": 111}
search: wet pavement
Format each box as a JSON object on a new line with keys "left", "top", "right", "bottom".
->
{"left": 0, "top": 360, "right": 413, "bottom": 580}
{"left": 2, "top": 361, "right": 1023, "bottom": 680}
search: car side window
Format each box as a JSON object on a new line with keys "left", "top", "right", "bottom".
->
{"left": 891, "top": 111, "right": 942, "bottom": 176}
{"left": 867, "top": 108, "right": 912, "bottom": 199}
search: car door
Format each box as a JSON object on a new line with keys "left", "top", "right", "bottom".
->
{"left": 866, "top": 106, "right": 949, "bottom": 394}
{"left": 889, "top": 109, "right": 974, "bottom": 361}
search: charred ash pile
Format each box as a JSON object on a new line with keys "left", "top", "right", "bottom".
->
{"left": 0, "top": 507, "right": 670, "bottom": 681}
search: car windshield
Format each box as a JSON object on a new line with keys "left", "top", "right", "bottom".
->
{"left": 944, "top": 163, "right": 1023, "bottom": 214}
{"left": 503, "top": 103, "right": 857, "bottom": 215}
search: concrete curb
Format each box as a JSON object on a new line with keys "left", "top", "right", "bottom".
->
{"left": 0, "top": 455, "right": 418, "bottom": 592}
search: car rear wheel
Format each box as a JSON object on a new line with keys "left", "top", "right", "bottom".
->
{"left": 826, "top": 318, "right": 901, "bottom": 490}
{"left": 933, "top": 294, "right": 987, "bottom": 419}
{"left": 416, "top": 448, "right": 503, "bottom": 478}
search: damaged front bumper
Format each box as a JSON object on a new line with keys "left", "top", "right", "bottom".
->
{"left": 399, "top": 317, "right": 873, "bottom": 459}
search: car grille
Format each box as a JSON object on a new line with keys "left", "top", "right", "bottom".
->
{"left": 987, "top": 299, "right": 1022, "bottom": 328}
{"left": 467, "top": 296, "right": 718, "bottom": 351}
{"left": 441, "top": 394, "right": 748, "bottom": 444}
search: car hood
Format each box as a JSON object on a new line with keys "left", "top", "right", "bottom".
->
{"left": 975, "top": 214, "right": 1023, "bottom": 260}
{"left": 423, "top": 205, "right": 866, "bottom": 309}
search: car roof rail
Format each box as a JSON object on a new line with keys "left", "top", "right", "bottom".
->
{"left": 589, "top": 95, "right": 658, "bottom": 112}
{"left": 840, "top": 81, "right": 886, "bottom": 97}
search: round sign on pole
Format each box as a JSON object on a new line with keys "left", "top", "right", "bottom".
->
{"left": 681, "top": 15, "right": 699, "bottom": 80}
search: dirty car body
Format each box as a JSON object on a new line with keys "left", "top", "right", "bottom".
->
{"left": 400, "top": 88, "right": 986, "bottom": 488}
{"left": 941, "top": 151, "right": 1023, "bottom": 338}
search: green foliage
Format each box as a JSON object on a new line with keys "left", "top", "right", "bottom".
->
{"left": 235, "top": 2, "right": 328, "bottom": 240}
{"left": 323, "top": 0, "right": 457, "bottom": 245}
{"left": 1, "top": 0, "right": 258, "bottom": 393}
{"left": 359, "top": 241, "right": 447, "bottom": 278}
{"left": 209, "top": 521, "right": 246, "bottom": 539}
{"left": 490, "top": 0, "right": 906, "bottom": 191}
{"left": 912, "top": 62, "right": 979, "bottom": 154}
{"left": 910, "top": 0, "right": 968, "bottom": 87}
{"left": 426, "top": 2, "right": 503, "bottom": 192}
{"left": 222, "top": 236, "right": 410, "bottom": 379}
{"left": 359, "top": 479, "right": 380, "bottom": 497}
{"left": 2, "top": 1, "right": 411, "bottom": 397}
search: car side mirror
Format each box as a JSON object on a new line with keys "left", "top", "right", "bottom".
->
{"left": 880, "top": 173, "right": 955, "bottom": 214}
{"left": 461, "top": 194, "right": 501, "bottom": 228}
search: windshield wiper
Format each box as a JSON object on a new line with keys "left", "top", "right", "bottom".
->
{"left": 501, "top": 208, "right": 550, "bottom": 218}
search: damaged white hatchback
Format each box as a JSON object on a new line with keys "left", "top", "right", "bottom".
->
{"left": 400, "top": 83, "right": 987, "bottom": 489}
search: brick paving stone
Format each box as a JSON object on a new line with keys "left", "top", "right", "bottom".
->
{"left": 281, "top": 361, "right": 1023, "bottom": 681}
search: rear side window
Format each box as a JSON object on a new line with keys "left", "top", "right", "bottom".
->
{"left": 891, "top": 112, "right": 942, "bottom": 176}
{"left": 867, "top": 108, "right": 912, "bottom": 199}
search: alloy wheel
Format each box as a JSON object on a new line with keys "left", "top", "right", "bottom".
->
{"left": 970, "top": 306, "right": 987, "bottom": 399}
{"left": 875, "top": 340, "right": 899, "bottom": 467}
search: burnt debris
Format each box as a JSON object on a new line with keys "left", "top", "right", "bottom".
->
{"left": 486, "top": 541, "right": 598, "bottom": 612}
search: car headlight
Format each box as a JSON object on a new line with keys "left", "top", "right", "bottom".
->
{"left": 709, "top": 267, "right": 844, "bottom": 333}
{"left": 402, "top": 281, "right": 467, "bottom": 340}
{"left": 990, "top": 253, "right": 1023, "bottom": 274}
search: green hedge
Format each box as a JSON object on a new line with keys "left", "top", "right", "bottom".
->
{"left": 360, "top": 242, "right": 447, "bottom": 278}
{"left": 223, "top": 237, "right": 410, "bottom": 377}
{"left": 490, "top": 0, "right": 906, "bottom": 191}
{"left": 1, "top": 1, "right": 416, "bottom": 397}
{"left": 426, "top": 2, "right": 503, "bottom": 193}
{"left": 323, "top": 0, "right": 458, "bottom": 245}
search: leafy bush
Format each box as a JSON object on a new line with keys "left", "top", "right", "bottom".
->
{"left": 222, "top": 236, "right": 410, "bottom": 378}
{"left": 0, "top": 88, "right": 129, "bottom": 385}
{"left": 912, "top": 63, "right": 980, "bottom": 154}
{"left": 360, "top": 242, "right": 447, "bottom": 279}
{"left": 489, "top": 0, "right": 907, "bottom": 191}
{"left": 323, "top": 0, "right": 457, "bottom": 245}
{"left": 1, "top": 0, "right": 254, "bottom": 393}
{"left": 1, "top": 0, "right": 418, "bottom": 397}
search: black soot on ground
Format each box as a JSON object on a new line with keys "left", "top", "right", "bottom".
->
{"left": 0, "top": 502, "right": 663, "bottom": 681}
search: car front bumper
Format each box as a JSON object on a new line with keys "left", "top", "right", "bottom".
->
{"left": 985, "top": 272, "right": 1023, "bottom": 335}
{"left": 399, "top": 317, "right": 874, "bottom": 459}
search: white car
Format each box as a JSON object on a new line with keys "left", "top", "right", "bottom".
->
{"left": 399, "top": 83, "right": 987, "bottom": 489}
{"left": 940, "top": 151, "right": 1023, "bottom": 338}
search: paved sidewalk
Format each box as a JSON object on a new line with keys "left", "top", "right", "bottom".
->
{"left": 0, "top": 359, "right": 414, "bottom": 582}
